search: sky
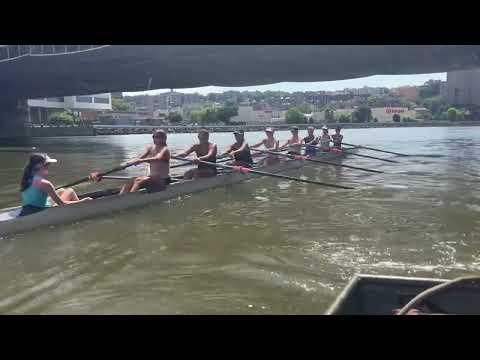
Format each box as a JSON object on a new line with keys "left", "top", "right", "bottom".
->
{"left": 123, "top": 73, "right": 446, "bottom": 96}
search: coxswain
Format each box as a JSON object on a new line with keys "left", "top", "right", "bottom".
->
{"left": 251, "top": 127, "right": 280, "bottom": 166}
{"left": 177, "top": 128, "right": 218, "bottom": 179}
{"left": 331, "top": 126, "right": 344, "bottom": 149}
{"left": 303, "top": 126, "right": 319, "bottom": 157}
{"left": 91, "top": 129, "right": 171, "bottom": 194}
{"left": 18, "top": 153, "right": 92, "bottom": 217}
{"left": 280, "top": 126, "right": 302, "bottom": 155}
{"left": 222, "top": 130, "right": 254, "bottom": 168}
{"left": 319, "top": 125, "right": 332, "bottom": 152}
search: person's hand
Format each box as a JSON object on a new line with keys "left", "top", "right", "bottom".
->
{"left": 192, "top": 157, "right": 200, "bottom": 165}
{"left": 89, "top": 172, "right": 102, "bottom": 182}
{"left": 228, "top": 151, "right": 236, "bottom": 159}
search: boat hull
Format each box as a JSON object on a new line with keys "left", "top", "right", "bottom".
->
{"left": 326, "top": 274, "right": 480, "bottom": 315}
{"left": 0, "top": 151, "right": 350, "bottom": 236}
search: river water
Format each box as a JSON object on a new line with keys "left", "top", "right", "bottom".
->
{"left": 1, "top": 127, "right": 480, "bottom": 314}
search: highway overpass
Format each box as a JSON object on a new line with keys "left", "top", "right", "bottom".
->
{"left": 2, "top": 45, "right": 480, "bottom": 140}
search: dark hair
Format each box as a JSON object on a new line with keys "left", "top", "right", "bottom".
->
{"left": 20, "top": 153, "right": 47, "bottom": 192}
{"left": 153, "top": 129, "right": 166, "bottom": 137}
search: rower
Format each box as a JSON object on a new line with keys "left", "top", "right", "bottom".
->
{"left": 222, "top": 130, "right": 254, "bottom": 168}
{"left": 177, "top": 128, "right": 218, "bottom": 180}
{"left": 251, "top": 127, "right": 280, "bottom": 166}
{"left": 303, "top": 126, "right": 319, "bottom": 157}
{"left": 91, "top": 129, "right": 171, "bottom": 194}
{"left": 331, "top": 126, "right": 344, "bottom": 149}
{"left": 18, "top": 153, "right": 92, "bottom": 217}
{"left": 319, "top": 125, "right": 332, "bottom": 152}
{"left": 280, "top": 126, "right": 302, "bottom": 155}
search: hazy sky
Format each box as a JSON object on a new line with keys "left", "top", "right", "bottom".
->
{"left": 123, "top": 73, "right": 446, "bottom": 96}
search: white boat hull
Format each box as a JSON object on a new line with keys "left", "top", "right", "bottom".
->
{"left": 0, "top": 151, "right": 350, "bottom": 236}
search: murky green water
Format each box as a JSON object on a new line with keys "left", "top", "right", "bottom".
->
{"left": 1, "top": 127, "right": 480, "bottom": 314}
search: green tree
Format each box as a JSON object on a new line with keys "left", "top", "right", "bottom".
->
{"left": 285, "top": 108, "right": 306, "bottom": 124}
{"left": 167, "top": 112, "right": 183, "bottom": 124}
{"left": 447, "top": 107, "right": 458, "bottom": 121}
{"left": 420, "top": 80, "right": 441, "bottom": 99}
{"left": 352, "top": 105, "right": 372, "bottom": 123}
{"left": 297, "top": 104, "right": 312, "bottom": 114}
{"left": 392, "top": 113, "right": 401, "bottom": 122}
{"left": 422, "top": 96, "right": 448, "bottom": 117}
{"left": 337, "top": 113, "right": 351, "bottom": 123}
{"left": 112, "top": 98, "right": 134, "bottom": 112}
{"left": 216, "top": 105, "right": 238, "bottom": 125}
{"left": 48, "top": 111, "right": 75, "bottom": 126}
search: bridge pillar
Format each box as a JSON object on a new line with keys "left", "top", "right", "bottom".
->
{"left": 0, "top": 99, "right": 31, "bottom": 145}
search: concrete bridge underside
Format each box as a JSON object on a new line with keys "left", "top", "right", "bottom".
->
{"left": 2, "top": 45, "right": 480, "bottom": 140}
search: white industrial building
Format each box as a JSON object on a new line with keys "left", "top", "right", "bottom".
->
{"left": 27, "top": 93, "right": 112, "bottom": 123}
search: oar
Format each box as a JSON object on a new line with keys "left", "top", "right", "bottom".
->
{"left": 55, "top": 162, "right": 137, "bottom": 190}
{"left": 339, "top": 142, "right": 409, "bottom": 157}
{"left": 300, "top": 144, "right": 398, "bottom": 163}
{"left": 0, "top": 146, "right": 38, "bottom": 153}
{"left": 171, "top": 156, "right": 354, "bottom": 190}
{"left": 251, "top": 148, "right": 383, "bottom": 174}
{"left": 170, "top": 154, "right": 230, "bottom": 169}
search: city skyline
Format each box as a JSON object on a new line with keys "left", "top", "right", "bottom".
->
{"left": 123, "top": 73, "right": 446, "bottom": 96}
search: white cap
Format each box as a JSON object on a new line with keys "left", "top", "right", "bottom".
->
{"left": 44, "top": 154, "right": 57, "bottom": 164}
{"left": 322, "top": 125, "right": 328, "bottom": 130}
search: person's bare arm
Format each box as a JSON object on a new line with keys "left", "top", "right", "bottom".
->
{"left": 198, "top": 143, "right": 217, "bottom": 161}
{"left": 230, "top": 142, "right": 248, "bottom": 156}
{"left": 176, "top": 144, "right": 196, "bottom": 157}
{"left": 138, "top": 147, "right": 171, "bottom": 163}
{"left": 124, "top": 146, "right": 152, "bottom": 166}
{"left": 221, "top": 145, "right": 234, "bottom": 157}
{"left": 279, "top": 139, "right": 291, "bottom": 149}
{"left": 250, "top": 139, "right": 265, "bottom": 149}
{"left": 290, "top": 138, "right": 302, "bottom": 146}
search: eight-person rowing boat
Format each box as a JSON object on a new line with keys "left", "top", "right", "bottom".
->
{"left": 0, "top": 126, "right": 391, "bottom": 235}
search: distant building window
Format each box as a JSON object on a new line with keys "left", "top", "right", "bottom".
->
{"left": 94, "top": 97, "right": 110, "bottom": 104}
{"left": 47, "top": 97, "right": 64, "bottom": 102}
{"left": 76, "top": 96, "right": 93, "bottom": 103}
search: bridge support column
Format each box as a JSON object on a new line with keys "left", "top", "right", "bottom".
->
{"left": 0, "top": 99, "right": 31, "bottom": 145}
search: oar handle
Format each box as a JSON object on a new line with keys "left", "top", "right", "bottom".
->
{"left": 171, "top": 156, "right": 354, "bottom": 190}
{"left": 341, "top": 142, "right": 409, "bottom": 157}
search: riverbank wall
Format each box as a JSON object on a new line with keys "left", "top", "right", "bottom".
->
{"left": 30, "top": 126, "right": 95, "bottom": 137}
{"left": 93, "top": 121, "right": 480, "bottom": 136}
{"left": 26, "top": 121, "right": 480, "bottom": 137}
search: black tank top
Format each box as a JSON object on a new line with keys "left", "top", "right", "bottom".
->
{"left": 331, "top": 134, "right": 343, "bottom": 148}
{"left": 231, "top": 142, "right": 253, "bottom": 164}
{"left": 303, "top": 135, "right": 318, "bottom": 145}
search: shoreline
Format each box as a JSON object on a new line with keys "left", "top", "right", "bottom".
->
{"left": 22, "top": 121, "right": 480, "bottom": 138}
{"left": 92, "top": 121, "right": 480, "bottom": 136}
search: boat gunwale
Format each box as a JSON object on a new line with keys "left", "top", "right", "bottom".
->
{"left": 325, "top": 273, "right": 449, "bottom": 315}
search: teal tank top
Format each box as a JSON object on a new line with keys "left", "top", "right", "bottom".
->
{"left": 21, "top": 176, "right": 50, "bottom": 208}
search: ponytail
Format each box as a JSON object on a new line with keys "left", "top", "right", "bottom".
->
{"left": 20, "top": 153, "right": 47, "bottom": 192}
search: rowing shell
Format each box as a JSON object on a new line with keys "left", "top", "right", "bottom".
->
{"left": 0, "top": 150, "right": 352, "bottom": 236}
